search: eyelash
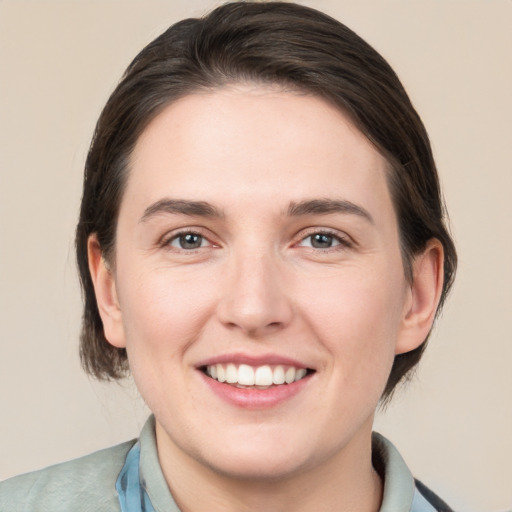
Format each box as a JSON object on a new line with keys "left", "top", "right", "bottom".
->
{"left": 161, "top": 229, "right": 214, "bottom": 252}
{"left": 295, "top": 229, "right": 353, "bottom": 252}
{"left": 160, "top": 228, "right": 353, "bottom": 253}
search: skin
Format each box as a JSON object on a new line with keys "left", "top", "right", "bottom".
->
{"left": 89, "top": 85, "right": 443, "bottom": 512}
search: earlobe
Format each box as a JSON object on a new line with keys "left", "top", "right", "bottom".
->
{"left": 87, "top": 235, "right": 126, "bottom": 348}
{"left": 395, "top": 239, "right": 444, "bottom": 355}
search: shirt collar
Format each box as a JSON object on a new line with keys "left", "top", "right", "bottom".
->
{"left": 136, "top": 416, "right": 419, "bottom": 512}
{"left": 139, "top": 416, "right": 180, "bottom": 512}
{"left": 372, "top": 432, "right": 416, "bottom": 512}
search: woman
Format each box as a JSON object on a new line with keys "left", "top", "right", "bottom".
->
{"left": 0, "top": 2, "right": 456, "bottom": 511}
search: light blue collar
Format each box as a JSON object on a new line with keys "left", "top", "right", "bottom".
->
{"left": 116, "top": 441, "right": 156, "bottom": 512}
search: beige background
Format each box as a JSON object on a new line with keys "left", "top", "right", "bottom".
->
{"left": 1, "top": 1, "right": 511, "bottom": 511}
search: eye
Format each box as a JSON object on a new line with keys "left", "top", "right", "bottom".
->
{"left": 168, "top": 232, "right": 209, "bottom": 250}
{"left": 297, "top": 231, "right": 349, "bottom": 250}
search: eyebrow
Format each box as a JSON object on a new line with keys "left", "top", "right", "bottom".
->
{"left": 140, "top": 199, "right": 223, "bottom": 222}
{"left": 287, "top": 198, "right": 374, "bottom": 224}
{"left": 139, "top": 197, "right": 373, "bottom": 224}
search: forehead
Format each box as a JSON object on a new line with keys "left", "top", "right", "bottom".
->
{"left": 123, "top": 86, "right": 392, "bottom": 221}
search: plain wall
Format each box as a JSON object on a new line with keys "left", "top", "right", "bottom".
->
{"left": 1, "top": 1, "right": 511, "bottom": 511}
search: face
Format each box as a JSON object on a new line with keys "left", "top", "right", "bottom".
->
{"left": 92, "top": 85, "right": 435, "bottom": 481}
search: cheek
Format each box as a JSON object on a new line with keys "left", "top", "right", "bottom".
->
{"left": 116, "top": 266, "right": 218, "bottom": 356}
{"left": 115, "top": 266, "right": 220, "bottom": 418}
{"left": 300, "top": 267, "right": 405, "bottom": 382}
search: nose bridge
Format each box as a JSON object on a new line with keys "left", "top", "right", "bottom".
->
{"left": 218, "top": 244, "right": 292, "bottom": 336}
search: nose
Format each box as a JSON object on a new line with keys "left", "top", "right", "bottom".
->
{"left": 216, "top": 252, "right": 293, "bottom": 337}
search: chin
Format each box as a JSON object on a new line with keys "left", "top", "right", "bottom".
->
{"left": 195, "top": 431, "right": 320, "bottom": 482}
{"left": 204, "top": 451, "right": 310, "bottom": 482}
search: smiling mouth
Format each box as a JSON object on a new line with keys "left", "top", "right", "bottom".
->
{"left": 202, "top": 363, "right": 314, "bottom": 389}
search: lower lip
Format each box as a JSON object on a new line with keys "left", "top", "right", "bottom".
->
{"left": 199, "top": 371, "right": 311, "bottom": 409}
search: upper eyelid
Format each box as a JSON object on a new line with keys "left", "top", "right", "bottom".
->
{"left": 158, "top": 226, "right": 353, "bottom": 247}
{"left": 160, "top": 227, "right": 216, "bottom": 246}
{"left": 297, "top": 234, "right": 351, "bottom": 249}
{"left": 295, "top": 227, "right": 352, "bottom": 242}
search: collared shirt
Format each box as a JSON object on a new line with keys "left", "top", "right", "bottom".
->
{"left": 0, "top": 415, "right": 452, "bottom": 512}
{"left": 118, "top": 416, "right": 451, "bottom": 512}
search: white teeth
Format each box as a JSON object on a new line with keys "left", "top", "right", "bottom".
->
{"left": 255, "top": 365, "right": 273, "bottom": 386}
{"left": 285, "top": 367, "right": 296, "bottom": 384}
{"left": 295, "top": 368, "right": 307, "bottom": 381}
{"left": 205, "top": 363, "right": 309, "bottom": 387}
{"left": 216, "top": 364, "right": 226, "bottom": 383}
{"left": 272, "top": 365, "right": 285, "bottom": 385}
{"left": 238, "top": 364, "right": 255, "bottom": 386}
{"left": 226, "top": 363, "right": 237, "bottom": 383}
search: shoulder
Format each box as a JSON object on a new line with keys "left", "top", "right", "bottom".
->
{"left": 0, "top": 440, "right": 135, "bottom": 512}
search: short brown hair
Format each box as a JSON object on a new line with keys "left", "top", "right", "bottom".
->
{"left": 76, "top": 1, "right": 457, "bottom": 401}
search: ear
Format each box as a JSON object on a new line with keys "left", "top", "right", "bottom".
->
{"left": 87, "top": 234, "right": 126, "bottom": 348}
{"left": 395, "top": 239, "right": 444, "bottom": 355}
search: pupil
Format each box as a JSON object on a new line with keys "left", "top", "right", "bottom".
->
{"left": 180, "top": 233, "right": 202, "bottom": 249}
{"left": 311, "top": 233, "right": 332, "bottom": 248}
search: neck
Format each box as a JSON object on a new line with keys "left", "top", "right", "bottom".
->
{"left": 155, "top": 421, "right": 383, "bottom": 512}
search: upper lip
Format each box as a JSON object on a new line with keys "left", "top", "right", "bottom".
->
{"left": 196, "top": 352, "right": 313, "bottom": 369}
